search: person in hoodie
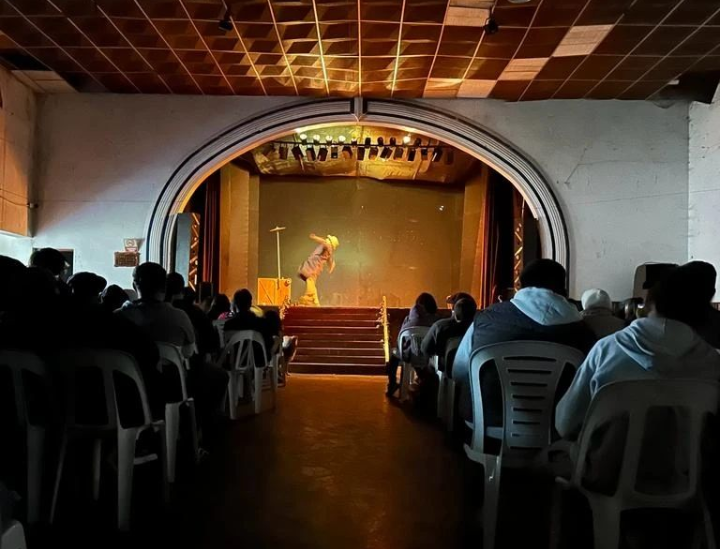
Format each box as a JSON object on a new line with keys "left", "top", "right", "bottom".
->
{"left": 678, "top": 260, "right": 720, "bottom": 348}
{"left": 581, "top": 288, "right": 626, "bottom": 339}
{"left": 452, "top": 259, "right": 596, "bottom": 423}
{"left": 556, "top": 266, "right": 720, "bottom": 440}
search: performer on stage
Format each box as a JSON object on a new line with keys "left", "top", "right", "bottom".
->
{"left": 298, "top": 233, "right": 339, "bottom": 306}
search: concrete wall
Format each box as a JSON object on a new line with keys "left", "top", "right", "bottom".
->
{"left": 33, "top": 94, "right": 690, "bottom": 297}
{"left": 0, "top": 66, "right": 36, "bottom": 260}
{"left": 689, "top": 101, "right": 720, "bottom": 275}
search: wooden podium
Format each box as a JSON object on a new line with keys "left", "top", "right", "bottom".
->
{"left": 258, "top": 278, "right": 292, "bottom": 306}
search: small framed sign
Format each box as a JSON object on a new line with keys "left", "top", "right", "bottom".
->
{"left": 123, "top": 238, "right": 140, "bottom": 253}
{"left": 114, "top": 251, "right": 140, "bottom": 267}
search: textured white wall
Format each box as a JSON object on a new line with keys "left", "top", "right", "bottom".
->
{"left": 34, "top": 94, "right": 689, "bottom": 297}
{"left": 689, "top": 101, "right": 720, "bottom": 276}
{"left": 0, "top": 67, "right": 36, "bottom": 260}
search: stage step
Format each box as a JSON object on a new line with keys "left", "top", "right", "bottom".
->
{"left": 285, "top": 306, "right": 386, "bottom": 376}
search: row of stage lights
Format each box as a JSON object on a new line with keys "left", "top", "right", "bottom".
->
{"left": 272, "top": 134, "right": 455, "bottom": 164}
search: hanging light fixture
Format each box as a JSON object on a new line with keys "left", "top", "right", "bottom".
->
{"left": 340, "top": 135, "right": 352, "bottom": 159}
{"left": 431, "top": 147, "right": 443, "bottom": 162}
{"left": 279, "top": 145, "right": 289, "bottom": 160}
{"left": 369, "top": 136, "right": 379, "bottom": 160}
{"left": 408, "top": 137, "right": 422, "bottom": 162}
{"left": 292, "top": 144, "right": 304, "bottom": 161}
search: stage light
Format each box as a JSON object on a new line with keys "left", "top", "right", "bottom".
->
{"left": 313, "top": 134, "right": 321, "bottom": 144}
{"left": 392, "top": 137, "right": 404, "bottom": 159}
{"left": 402, "top": 135, "right": 411, "bottom": 145}
{"left": 421, "top": 146, "right": 429, "bottom": 161}
{"left": 325, "top": 135, "right": 333, "bottom": 145}
{"left": 331, "top": 144, "right": 339, "bottom": 159}
{"left": 369, "top": 144, "right": 379, "bottom": 160}
{"left": 218, "top": 8, "right": 233, "bottom": 32}
{"left": 342, "top": 136, "right": 353, "bottom": 159}
{"left": 364, "top": 137, "right": 372, "bottom": 147}
{"left": 300, "top": 133, "right": 308, "bottom": 145}
{"left": 377, "top": 137, "right": 384, "bottom": 147}
{"left": 380, "top": 137, "right": 394, "bottom": 160}
{"left": 408, "top": 137, "right": 422, "bottom": 162}
{"left": 318, "top": 146, "right": 328, "bottom": 161}
{"left": 338, "top": 135, "right": 346, "bottom": 143}
{"left": 279, "top": 145, "right": 288, "bottom": 160}
{"left": 445, "top": 148, "right": 454, "bottom": 165}
{"left": 292, "top": 144, "right": 304, "bottom": 161}
{"left": 306, "top": 145, "right": 316, "bottom": 161}
{"left": 357, "top": 142, "right": 365, "bottom": 161}
{"left": 432, "top": 147, "right": 443, "bottom": 162}
{"left": 413, "top": 138, "right": 422, "bottom": 147}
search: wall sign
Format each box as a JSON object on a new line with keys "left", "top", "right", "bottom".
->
{"left": 114, "top": 251, "right": 140, "bottom": 267}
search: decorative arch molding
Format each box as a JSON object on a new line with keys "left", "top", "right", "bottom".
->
{"left": 146, "top": 98, "right": 569, "bottom": 275}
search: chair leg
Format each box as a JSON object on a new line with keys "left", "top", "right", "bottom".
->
{"left": 187, "top": 399, "right": 201, "bottom": 464}
{"left": 482, "top": 456, "right": 502, "bottom": 549}
{"left": 702, "top": 498, "right": 716, "bottom": 549}
{"left": 254, "top": 367, "right": 263, "bottom": 415}
{"left": 49, "top": 434, "right": 68, "bottom": 524}
{"left": 26, "top": 427, "right": 44, "bottom": 524}
{"left": 227, "top": 373, "right": 238, "bottom": 420}
{"left": 588, "top": 499, "right": 620, "bottom": 549}
{"left": 157, "top": 423, "right": 170, "bottom": 503}
{"left": 117, "top": 429, "right": 138, "bottom": 531}
{"left": 436, "top": 371, "right": 446, "bottom": 420}
{"left": 92, "top": 438, "right": 102, "bottom": 501}
{"left": 400, "top": 363, "right": 412, "bottom": 402}
{"left": 165, "top": 403, "right": 180, "bottom": 483}
{"left": 446, "top": 380, "right": 456, "bottom": 432}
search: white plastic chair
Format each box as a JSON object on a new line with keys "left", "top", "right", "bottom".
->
{"left": 432, "top": 336, "right": 462, "bottom": 426}
{"left": 1, "top": 519, "right": 27, "bottom": 549}
{"left": 0, "top": 350, "right": 51, "bottom": 524}
{"left": 49, "top": 349, "right": 168, "bottom": 531}
{"left": 213, "top": 319, "right": 227, "bottom": 348}
{"left": 397, "top": 326, "right": 431, "bottom": 402}
{"left": 464, "top": 341, "right": 584, "bottom": 549}
{"left": 217, "top": 330, "right": 277, "bottom": 418}
{"left": 157, "top": 343, "right": 200, "bottom": 483}
{"left": 554, "top": 379, "right": 719, "bottom": 549}
{"left": 270, "top": 335, "right": 285, "bottom": 387}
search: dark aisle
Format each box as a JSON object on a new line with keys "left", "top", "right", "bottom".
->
{"left": 45, "top": 375, "right": 475, "bottom": 549}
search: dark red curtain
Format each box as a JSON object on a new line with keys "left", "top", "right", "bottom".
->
{"left": 201, "top": 173, "right": 221, "bottom": 289}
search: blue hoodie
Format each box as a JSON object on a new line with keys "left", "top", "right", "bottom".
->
{"left": 556, "top": 316, "right": 720, "bottom": 438}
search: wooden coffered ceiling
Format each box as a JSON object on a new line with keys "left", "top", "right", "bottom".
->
{"left": 1, "top": 0, "right": 720, "bottom": 101}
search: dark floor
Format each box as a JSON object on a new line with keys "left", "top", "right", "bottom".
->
{"left": 41, "top": 375, "right": 480, "bottom": 549}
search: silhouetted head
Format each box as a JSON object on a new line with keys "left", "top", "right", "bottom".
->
{"left": 0, "top": 255, "right": 27, "bottom": 312}
{"left": 181, "top": 287, "right": 197, "bottom": 305}
{"left": 519, "top": 259, "right": 567, "bottom": 296}
{"left": 264, "top": 310, "right": 282, "bottom": 335}
{"left": 101, "top": 284, "right": 130, "bottom": 311}
{"left": 497, "top": 287, "right": 516, "bottom": 302}
{"left": 647, "top": 266, "right": 706, "bottom": 326}
{"left": 581, "top": 288, "right": 612, "bottom": 311}
{"left": 453, "top": 297, "right": 477, "bottom": 324}
{"left": 166, "top": 272, "right": 185, "bottom": 301}
{"left": 68, "top": 272, "right": 107, "bottom": 304}
{"left": 415, "top": 292, "right": 438, "bottom": 315}
{"left": 29, "top": 248, "right": 68, "bottom": 278}
{"left": 132, "top": 262, "right": 167, "bottom": 300}
{"left": 208, "top": 293, "right": 231, "bottom": 320}
{"left": 445, "top": 292, "right": 473, "bottom": 308}
{"left": 232, "top": 289, "right": 253, "bottom": 313}
{"left": 679, "top": 261, "right": 716, "bottom": 303}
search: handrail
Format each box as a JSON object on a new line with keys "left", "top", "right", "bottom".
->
{"left": 380, "top": 296, "right": 390, "bottom": 363}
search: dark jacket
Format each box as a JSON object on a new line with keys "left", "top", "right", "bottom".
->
{"left": 421, "top": 317, "right": 471, "bottom": 372}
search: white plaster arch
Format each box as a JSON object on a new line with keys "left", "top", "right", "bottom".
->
{"left": 146, "top": 98, "right": 569, "bottom": 276}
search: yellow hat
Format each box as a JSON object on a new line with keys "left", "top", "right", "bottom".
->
{"left": 326, "top": 235, "right": 339, "bottom": 249}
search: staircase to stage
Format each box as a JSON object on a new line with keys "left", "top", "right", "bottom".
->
{"left": 283, "top": 307, "right": 386, "bottom": 375}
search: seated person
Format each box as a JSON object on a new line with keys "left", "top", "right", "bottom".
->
{"left": 421, "top": 297, "right": 477, "bottom": 372}
{"left": 453, "top": 259, "right": 596, "bottom": 424}
{"left": 117, "top": 262, "right": 196, "bottom": 358}
{"left": 557, "top": 267, "right": 720, "bottom": 439}
{"left": 166, "top": 273, "right": 219, "bottom": 357}
{"left": 387, "top": 292, "right": 441, "bottom": 396}
{"left": 223, "top": 289, "right": 277, "bottom": 352}
{"left": 207, "top": 293, "right": 231, "bottom": 321}
{"left": 581, "top": 288, "right": 626, "bottom": 339}
{"left": 101, "top": 284, "right": 130, "bottom": 312}
{"left": 445, "top": 292, "right": 473, "bottom": 310}
{"left": 678, "top": 260, "right": 720, "bottom": 348}
{"left": 29, "top": 247, "right": 71, "bottom": 296}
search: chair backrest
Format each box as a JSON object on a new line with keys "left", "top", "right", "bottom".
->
{"left": 52, "top": 349, "right": 153, "bottom": 430}
{"left": 157, "top": 342, "right": 189, "bottom": 402}
{"left": 443, "top": 336, "right": 462, "bottom": 375}
{"left": 469, "top": 341, "right": 585, "bottom": 461}
{"left": 0, "top": 350, "right": 50, "bottom": 430}
{"left": 572, "top": 379, "right": 719, "bottom": 506}
{"left": 213, "top": 319, "right": 227, "bottom": 348}
{"left": 398, "top": 326, "right": 430, "bottom": 366}
{"left": 219, "top": 330, "right": 268, "bottom": 372}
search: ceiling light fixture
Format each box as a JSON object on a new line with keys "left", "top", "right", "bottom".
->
{"left": 279, "top": 145, "right": 288, "bottom": 161}
{"left": 402, "top": 135, "right": 412, "bottom": 145}
{"left": 300, "top": 133, "right": 308, "bottom": 145}
{"left": 306, "top": 145, "right": 316, "bottom": 161}
{"left": 341, "top": 136, "right": 353, "bottom": 160}
{"left": 484, "top": 16, "right": 499, "bottom": 35}
{"left": 318, "top": 145, "right": 328, "bottom": 162}
{"left": 292, "top": 145, "right": 304, "bottom": 161}
{"left": 218, "top": 8, "right": 233, "bottom": 32}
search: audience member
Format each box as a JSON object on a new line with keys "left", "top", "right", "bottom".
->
{"left": 68, "top": 272, "right": 106, "bottom": 304}
{"left": 453, "top": 259, "right": 596, "bottom": 424}
{"left": 29, "top": 247, "right": 70, "bottom": 296}
{"left": 223, "top": 289, "right": 277, "bottom": 352}
{"left": 421, "top": 297, "right": 477, "bottom": 369}
{"left": 445, "top": 292, "right": 473, "bottom": 309}
{"left": 557, "top": 266, "right": 720, "bottom": 439}
{"left": 166, "top": 273, "right": 219, "bottom": 356}
{"left": 207, "top": 293, "right": 231, "bottom": 321}
{"left": 621, "top": 297, "right": 645, "bottom": 324}
{"left": 101, "top": 284, "right": 130, "bottom": 312}
{"left": 678, "top": 260, "right": 720, "bottom": 348}
{"left": 117, "top": 262, "right": 196, "bottom": 357}
{"left": 401, "top": 292, "right": 440, "bottom": 330}
{"left": 497, "top": 287, "right": 516, "bottom": 303}
{"left": 581, "top": 288, "right": 625, "bottom": 339}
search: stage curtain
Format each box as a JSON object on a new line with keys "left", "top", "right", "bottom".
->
{"left": 202, "top": 173, "right": 221, "bottom": 288}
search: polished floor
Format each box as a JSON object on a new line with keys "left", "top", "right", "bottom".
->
{"left": 45, "top": 375, "right": 478, "bottom": 549}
